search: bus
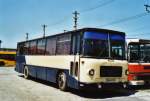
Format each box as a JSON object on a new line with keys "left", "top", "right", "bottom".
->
{"left": 0, "top": 48, "right": 16, "bottom": 67}
{"left": 15, "top": 28, "right": 128, "bottom": 91}
{"left": 127, "top": 38, "right": 150, "bottom": 85}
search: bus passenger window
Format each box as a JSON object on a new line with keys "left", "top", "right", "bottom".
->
{"left": 56, "top": 34, "right": 71, "bottom": 55}
{"left": 46, "top": 37, "right": 56, "bottom": 55}
{"left": 29, "top": 41, "right": 37, "bottom": 55}
{"left": 37, "top": 39, "right": 46, "bottom": 55}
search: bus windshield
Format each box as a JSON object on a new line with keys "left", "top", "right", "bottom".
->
{"left": 129, "top": 43, "right": 150, "bottom": 63}
{"left": 111, "top": 40, "right": 125, "bottom": 60}
{"left": 83, "top": 31, "right": 125, "bottom": 60}
{"left": 83, "top": 39, "right": 109, "bottom": 58}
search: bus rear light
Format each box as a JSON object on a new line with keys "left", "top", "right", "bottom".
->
{"left": 89, "top": 69, "right": 95, "bottom": 76}
{"left": 133, "top": 76, "right": 137, "bottom": 80}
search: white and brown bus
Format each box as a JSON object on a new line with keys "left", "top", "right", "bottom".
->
{"left": 15, "top": 28, "right": 128, "bottom": 91}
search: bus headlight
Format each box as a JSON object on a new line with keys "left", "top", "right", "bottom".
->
{"left": 133, "top": 76, "right": 137, "bottom": 80}
{"left": 89, "top": 69, "right": 95, "bottom": 76}
{"left": 125, "top": 69, "right": 129, "bottom": 75}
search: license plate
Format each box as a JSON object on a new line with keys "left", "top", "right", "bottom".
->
{"left": 106, "top": 78, "right": 116, "bottom": 82}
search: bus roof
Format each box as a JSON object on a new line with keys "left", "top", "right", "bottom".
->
{"left": 127, "top": 38, "right": 150, "bottom": 44}
{"left": 18, "top": 27, "right": 125, "bottom": 44}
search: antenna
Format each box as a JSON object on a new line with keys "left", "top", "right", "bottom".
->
{"left": 73, "top": 11, "right": 79, "bottom": 30}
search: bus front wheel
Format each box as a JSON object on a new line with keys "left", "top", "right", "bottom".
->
{"left": 24, "top": 66, "right": 30, "bottom": 79}
{"left": 57, "top": 72, "right": 67, "bottom": 91}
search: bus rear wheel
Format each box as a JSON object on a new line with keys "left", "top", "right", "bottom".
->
{"left": 57, "top": 72, "right": 67, "bottom": 91}
{"left": 0, "top": 61, "right": 5, "bottom": 66}
{"left": 24, "top": 66, "right": 30, "bottom": 79}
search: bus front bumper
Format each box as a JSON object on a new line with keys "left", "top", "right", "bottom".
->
{"left": 78, "top": 82, "right": 127, "bottom": 90}
{"left": 128, "top": 80, "right": 145, "bottom": 85}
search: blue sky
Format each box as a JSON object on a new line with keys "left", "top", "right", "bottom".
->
{"left": 0, "top": 0, "right": 150, "bottom": 48}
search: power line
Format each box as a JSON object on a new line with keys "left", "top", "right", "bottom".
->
{"left": 128, "top": 32, "right": 150, "bottom": 37}
{"left": 39, "top": 0, "right": 148, "bottom": 33}
{"left": 47, "top": 16, "right": 70, "bottom": 27}
{"left": 126, "top": 25, "right": 150, "bottom": 33}
{"left": 80, "top": 0, "right": 116, "bottom": 13}
{"left": 99, "top": 12, "right": 148, "bottom": 27}
{"left": 45, "top": 0, "right": 116, "bottom": 29}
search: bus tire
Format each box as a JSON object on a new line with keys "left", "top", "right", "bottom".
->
{"left": 24, "top": 66, "right": 30, "bottom": 79}
{"left": 0, "top": 61, "right": 5, "bottom": 66}
{"left": 57, "top": 72, "right": 67, "bottom": 91}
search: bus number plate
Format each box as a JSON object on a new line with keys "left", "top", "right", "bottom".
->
{"left": 106, "top": 78, "right": 115, "bottom": 82}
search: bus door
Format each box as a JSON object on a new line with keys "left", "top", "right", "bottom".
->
{"left": 70, "top": 34, "right": 81, "bottom": 80}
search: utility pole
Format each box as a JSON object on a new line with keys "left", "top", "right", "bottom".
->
{"left": 26, "top": 33, "right": 29, "bottom": 41}
{"left": 144, "top": 0, "right": 150, "bottom": 13}
{"left": 42, "top": 24, "right": 47, "bottom": 37}
{"left": 64, "top": 30, "right": 67, "bottom": 33}
{"left": 144, "top": 4, "right": 150, "bottom": 13}
{"left": 0, "top": 40, "right": 2, "bottom": 48}
{"left": 73, "top": 11, "right": 79, "bottom": 30}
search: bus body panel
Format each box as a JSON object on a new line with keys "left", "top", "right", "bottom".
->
{"left": 128, "top": 63, "right": 150, "bottom": 74}
{"left": 128, "top": 63, "right": 150, "bottom": 85}
{"left": 79, "top": 58, "right": 127, "bottom": 83}
{"left": 15, "top": 55, "right": 26, "bottom": 73}
{"left": 15, "top": 55, "right": 80, "bottom": 89}
{"left": 25, "top": 55, "right": 74, "bottom": 70}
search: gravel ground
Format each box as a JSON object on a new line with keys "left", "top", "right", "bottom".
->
{"left": 0, "top": 67, "right": 150, "bottom": 101}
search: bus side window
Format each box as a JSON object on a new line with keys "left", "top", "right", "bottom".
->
{"left": 29, "top": 40, "right": 37, "bottom": 55}
{"left": 24, "top": 42, "right": 29, "bottom": 55}
{"left": 17, "top": 43, "right": 23, "bottom": 55}
{"left": 56, "top": 34, "right": 71, "bottom": 55}
{"left": 37, "top": 39, "right": 46, "bottom": 55}
{"left": 18, "top": 42, "right": 29, "bottom": 55}
{"left": 46, "top": 37, "right": 57, "bottom": 55}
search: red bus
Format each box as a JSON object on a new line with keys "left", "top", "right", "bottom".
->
{"left": 127, "top": 38, "right": 150, "bottom": 85}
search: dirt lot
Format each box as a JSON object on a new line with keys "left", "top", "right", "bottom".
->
{"left": 0, "top": 67, "right": 150, "bottom": 101}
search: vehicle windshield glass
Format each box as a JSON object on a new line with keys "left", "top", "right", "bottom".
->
{"left": 83, "top": 39, "right": 109, "bottom": 58}
{"left": 83, "top": 31, "right": 125, "bottom": 60}
{"left": 111, "top": 40, "right": 125, "bottom": 60}
{"left": 129, "top": 43, "right": 150, "bottom": 63}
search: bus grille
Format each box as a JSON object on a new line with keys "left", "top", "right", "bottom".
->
{"left": 137, "top": 75, "right": 150, "bottom": 80}
{"left": 144, "top": 66, "right": 150, "bottom": 70}
{"left": 100, "top": 66, "right": 122, "bottom": 77}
